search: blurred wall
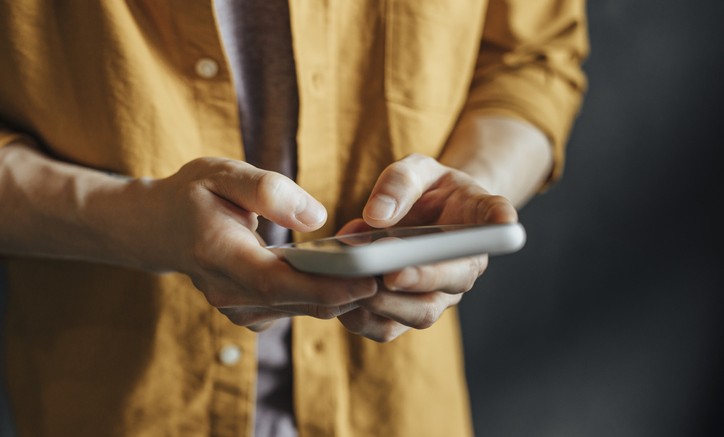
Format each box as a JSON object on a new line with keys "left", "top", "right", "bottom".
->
{"left": 459, "top": 1, "right": 724, "bottom": 436}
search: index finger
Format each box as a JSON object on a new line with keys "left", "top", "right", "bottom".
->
{"left": 362, "top": 154, "right": 447, "bottom": 228}
{"left": 382, "top": 254, "right": 489, "bottom": 294}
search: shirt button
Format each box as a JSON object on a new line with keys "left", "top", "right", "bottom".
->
{"left": 218, "top": 344, "right": 242, "bottom": 366}
{"left": 195, "top": 57, "right": 219, "bottom": 79}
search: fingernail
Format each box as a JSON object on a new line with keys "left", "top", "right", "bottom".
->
{"left": 295, "top": 197, "right": 327, "bottom": 226}
{"left": 366, "top": 194, "right": 397, "bottom": 221}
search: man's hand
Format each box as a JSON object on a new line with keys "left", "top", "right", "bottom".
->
{"left": 336, "top": 154, "right": 517, "bottom": 342}
{"left": 143, "top": 157, "right": 380, "bottom": 327}
{"left": 0, "top": 147, "right": 377, "bottom": 328}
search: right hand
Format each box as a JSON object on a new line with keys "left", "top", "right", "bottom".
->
{"left": 142, "top": 157, "right": 377, "bottom": 329}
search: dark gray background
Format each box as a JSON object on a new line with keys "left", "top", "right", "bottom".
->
{"left": 459, "top": 1, "right": 724, "bottom": 436}
{"left": 2, "top": 0, "right": 723, "bottom": 436}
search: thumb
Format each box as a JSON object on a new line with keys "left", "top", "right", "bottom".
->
{"left": 205, "top": 161, "right": 327, "bottom": 232}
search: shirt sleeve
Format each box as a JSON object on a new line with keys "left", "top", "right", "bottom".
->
{"left": 465, "top": 0, "right": 590, "bottom": 185}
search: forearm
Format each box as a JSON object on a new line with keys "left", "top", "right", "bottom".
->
{"left": 439, "top": 114, "right": 553, "bottom": 208}
{"left": 451, "top": 0, "right": 587, "bottom": 193}
{"left": 0, "top": 142, "right": 380, "bottom": 328}
{"left": 0, "top": 143, "right": 161, "bottom": 270}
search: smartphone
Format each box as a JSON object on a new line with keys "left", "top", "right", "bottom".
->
{"left": 268, "top": 222, "right": 526, "bottom": 277}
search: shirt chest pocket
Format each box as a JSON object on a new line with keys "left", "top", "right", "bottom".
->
{"left": 384, "top": 0, "right": 488, "bottom": 113}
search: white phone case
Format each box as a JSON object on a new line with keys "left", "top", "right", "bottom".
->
{"left": 270, "top": 222, "right": 526, "bottom": 277}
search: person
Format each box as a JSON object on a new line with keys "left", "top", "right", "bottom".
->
{"left": 0, "top": 1, "right": 588, "bottom": 436}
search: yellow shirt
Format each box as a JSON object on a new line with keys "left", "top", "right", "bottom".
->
{"left": 0, "top": 1, "right": 588, "bottom": 436}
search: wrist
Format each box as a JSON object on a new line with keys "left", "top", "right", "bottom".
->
{"left": 440, "top": 115, "right": 552, "bottom": 207}
{"left": 82, "top": 174, "right": 172, "bottom": 272}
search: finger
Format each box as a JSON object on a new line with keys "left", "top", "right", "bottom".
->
{"left": 247, "top": 321, "right": 276, "bottom": 332}
{"left": 219, "top": 302, "right": 359, "bottom": 327}
{"left": 382, "top": 255, "right": 489, "bottom": 294}
{"left": 360, "top": 291, "right": 462, "bottom": 330}
{"left": 200, "top": 248, "right": 378, "bottom": 308}
{"left": 338, "top": 307, "right": 411, "bottom": 343}
{"left": 363, "top": 154, "right": 447, "bottom": 228}
{"left": 378, "top": 168, "right": 517, "bottom": 228}
{"left": 464, "top": 192, "right": 518, "bottom": 225}
{"left": 200, "top": 159, "right": 327, "bottom": 232}
{"left": 252, "top": 255, "right": 380, "bottom": 306}
{"left": 218, "top": 307, "right": 289, "bottom": 327}
{"left": 186, "top": 199, "right": 379, "bottom": 308}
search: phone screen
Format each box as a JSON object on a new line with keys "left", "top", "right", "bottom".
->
{"left": 268, "top": 224, "right": 481, "bottom": 250}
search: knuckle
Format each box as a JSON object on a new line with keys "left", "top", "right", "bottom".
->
{"left": 317, "top": 310, "right": 339, "bottom": 320}
{"left": 254, "top": 171, "right": 286, "bottom": 207}
{"left": 471, "top": 256, "right": 488, "bottom": 280}
{"left": 405, "top": 154, "right": 442, "bottom": 177}
{"left": 339, "top": 309, "right": 369, "bottom": 334}
{"left": 183, "top": 157, "right": 234, "bottom": 182}
{"left": 191, "top": 239, "right": 217, "bottom": 272}
{"left": 207, "top": 157, "right": 241, "bottom": 175}
{"left": 460, "top": 259, "right": 481, "bottom": 291}
{"left": 413, "top": 303, "right": 440, "bottom": 330}
{"left": 405, "top": 153, "right": 432, "bottom": 165}
{"left": 462, "top": 276, "right": 477, "bottom": 293}
{"left": 371, "top": 329, "right": 396, "bottom": 343}
{"left": 220, "top": 310, "right": 254, "bottom": 327}
{"left": 387, "top": 161, "right": 421, "bottom": 191}
{"left": 181, "top": 157, "right": 212, "bottom": 173}
{"left": 375, "top": 322, "right": 404, "bottom": 343}
{"left": 311, "top": 306, "right": 339, "bottom": 320}
{"left": 477, "top": 255, "right": 489, "bottom": 275}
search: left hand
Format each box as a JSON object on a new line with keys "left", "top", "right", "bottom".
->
{"left": 336, "top": 154, "right": 518, "bottom": 342}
